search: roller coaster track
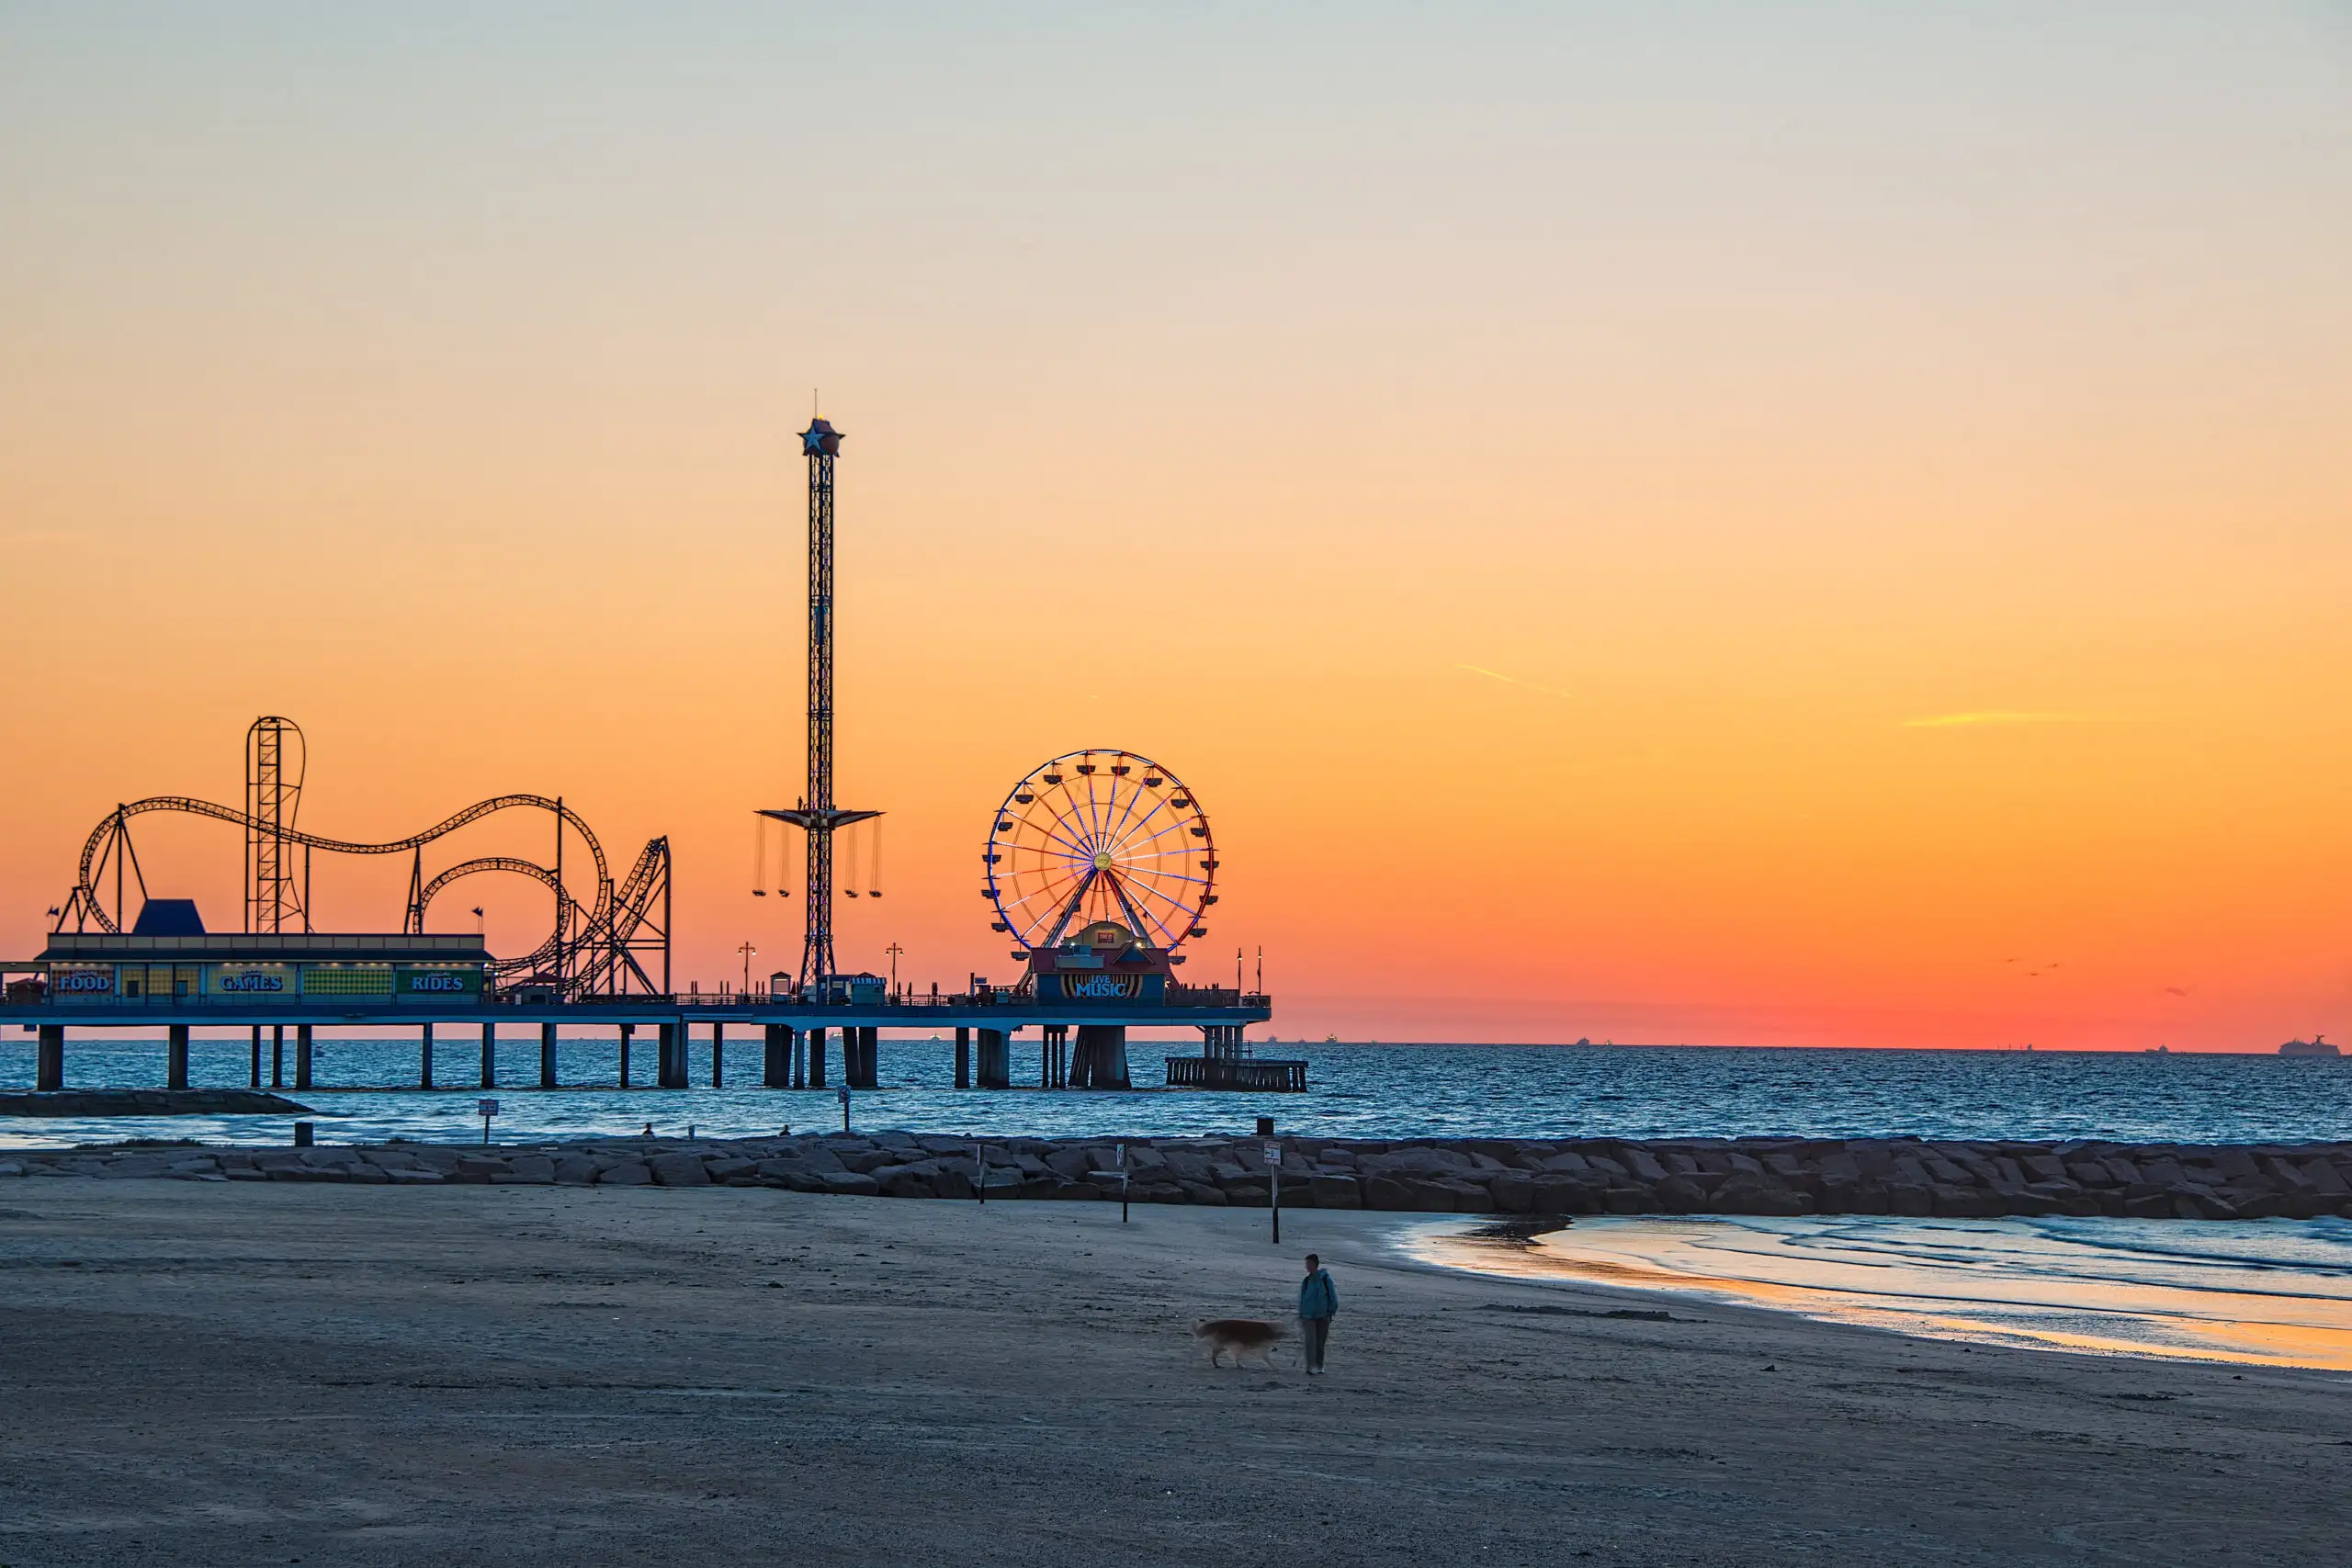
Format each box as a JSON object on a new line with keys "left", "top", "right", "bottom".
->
{"left": 61, "top": 795, "right": 671, "bottom": 999}
{"left": 411, "top": 837, "right": 669, "bottom": 995}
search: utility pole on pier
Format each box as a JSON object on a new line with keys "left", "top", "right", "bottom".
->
{"left": 759, "top": 413, "right": 881, "bottom": 990}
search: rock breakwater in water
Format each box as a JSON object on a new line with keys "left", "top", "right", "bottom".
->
{"left": 6, "top": 1134, "right": 2352, "bottom": 1219}
{"left": 0, "top": 1089, "right": 314, "bottom": 1118}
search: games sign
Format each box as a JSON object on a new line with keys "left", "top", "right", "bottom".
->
{"left": 209, "top": 965, "right": 290, "bottom": 996}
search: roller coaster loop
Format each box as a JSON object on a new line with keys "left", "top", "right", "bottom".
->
{"left": 56, "top": 795, "right": 671, "bottom": 998}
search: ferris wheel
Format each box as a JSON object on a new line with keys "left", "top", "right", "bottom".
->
{"left": 984, "top": 750, "right": 1217, "bottom": 957}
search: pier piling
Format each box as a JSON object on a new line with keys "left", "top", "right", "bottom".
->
{"left": 954, "top": 1026, "right": 969, "bottom": 1089}
{"left": 1075, "top": 1025, "right": 1131, "bottom": 1089}
{"left": 481, "top": 1023, "right": 496, "bottom": 1089}
{"left": 248, "top": 1025, "right": 261, "bottom": 1089}
{"left": 296, "top": 1024, "right": 312, "bottom": 1090}
{"left": 166, "top": 1024, "right": 189, "bottom": 1091}
{"left": 618, "top": 1023, "right": 633, "bottom": 1088}
{"left": 763, "top": 1024, "right": 789, "bottom": 1088}
{"left": 271, "top": 1024, "right": 285, "bottom": 1089}
{"left": 808, "top": 1027, "right": 827, "bottom": 1089}
{"left": 539, "top": 1022, "right": 558, "bottom": 1089}
{"left": 711, "top": 1022, "right": 724, "bottom": 1088}
{"left": 37, "top": 1024, "right": 62, "bottom": 1090}
{"left": 420, "top": 1022, "right": 434, "bottom": 1089}
{"left": 977, "top": 1027, "right": 1009, "bottom": 1090}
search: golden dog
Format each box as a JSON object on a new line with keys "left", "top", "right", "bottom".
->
{"left": 1193, "top": 1317, "right": 1285, "bottom": 1369}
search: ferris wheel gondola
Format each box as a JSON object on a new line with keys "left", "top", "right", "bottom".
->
{"left": 983, "top": 750, "right": 1216, "bottom": 958}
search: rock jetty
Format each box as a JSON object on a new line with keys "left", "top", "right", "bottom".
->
{"left": 5, "top": 1134, "right": 2351, "bottom": 1221}
{"left": 0, "top": 1089, "right": 314, "bottom": 1118}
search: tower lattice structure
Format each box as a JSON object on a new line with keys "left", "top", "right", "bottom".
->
{"left": 244, "top": 716, "right": 307, "bottom": 933}
{"left": 760, "top": 418, "right": 880, "bottom": 987}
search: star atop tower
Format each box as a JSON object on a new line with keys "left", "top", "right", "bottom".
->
{"left": 801, "top": 418, "right": 843, "bottom": 457}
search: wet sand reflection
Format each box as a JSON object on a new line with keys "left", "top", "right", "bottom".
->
{"left": 1412, "top": 1214, "right": 2352, "bottom": 1371}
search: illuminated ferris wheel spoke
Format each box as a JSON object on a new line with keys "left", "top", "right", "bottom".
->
{"left": 1127, "top": 876, "right": 1199, "bottom": 916}
{"left": 1108, "top": 814, "right": 1193, "bottom": 857}
{"left": 1017, "top": 814, "right": 1093, "bottom": 859}
{"left": 1101, "top": 789, "right": 1172, "bottom": 855}
{"left": 1099, "top": 767, "right": 1154, "bottom": 844}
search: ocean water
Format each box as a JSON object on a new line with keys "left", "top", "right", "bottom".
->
{"left": 1412, "top": 1213, "right": 2352, "bottom": 1371}
{"left": 2, "top": 1034, "right": 2347, "bottom": 1149}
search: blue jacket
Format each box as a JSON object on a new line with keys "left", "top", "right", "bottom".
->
{"left": 1299, "top": 1268, "right": 1338, "bottom": 1319}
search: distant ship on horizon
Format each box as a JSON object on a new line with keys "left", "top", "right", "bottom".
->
{"left": 2279, "top": 1034, "right": 2340, "bottom": 1057}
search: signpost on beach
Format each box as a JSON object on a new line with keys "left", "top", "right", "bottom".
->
{"left": 476, "top": 1098, "right": 499, "bottom": 1145}
{"left": 1265, "top": 1142, "right": 1281, "bottom": 1244}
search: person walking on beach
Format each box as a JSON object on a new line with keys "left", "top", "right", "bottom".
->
{"left": 1298, "top": 1253, "right": 1339, "bottom": 1374}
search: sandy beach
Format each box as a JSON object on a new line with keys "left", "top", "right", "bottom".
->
{"left": 2, "top": 1182, "right": 2345, "bottom": 1567}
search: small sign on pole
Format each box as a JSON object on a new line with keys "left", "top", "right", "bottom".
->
{"left": 476, "top": 1098, "right": 500, "bottom": 1145}
{"left": 1265, "top": 1141, "right": 1282, "bottom": 1244}
{"left": 839, "top": 1084, "right": 852, "bottom": 1133}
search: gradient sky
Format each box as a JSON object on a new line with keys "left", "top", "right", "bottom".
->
{"left": 4, "top": 4, "right": 2349, "bottom": 1048}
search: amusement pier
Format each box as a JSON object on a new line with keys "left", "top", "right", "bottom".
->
{"left": 5, "top": 418, "right": 1285, "bottom": 1097}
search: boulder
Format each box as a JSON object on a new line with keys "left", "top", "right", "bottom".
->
{"left": 553, "top": 1156, "right": 598, "bottom": 1185}
{"left": 1530, "top": 1176, "right": 1604, "bottom": 1215}
{"left": 1358, "top": 1147, "right": 1475, "bottom": 1179}
{"left": 816, "top": 1170, "right": 882, "bottom": 1197}
{"left": 2301, "top": 1159, "right": 2349, "bottom": 1197}
{"left": 650, "top": 1153, "right": 711, "bottom": 1188}
{"left": 599, "top": 1162, "right": 653, "bottom": 1186}
{"left": 1653, "top": 1176, "right": 1708, "bottom": 1213}
{"left": 1886, "top": 1182, "right": 1933, "bottom": 1217}
{"left": 1930, "top": 1185, "right": 1998, "bottom": 1218}
{"left": 1306, "top": 1174, "right": 1363, "bottom": 1209}
{"left": 1362, "top": 1175, "right": 1458, "bottom": 1213}
{"left": 1488, "top": 1171, "right": 1535, "bottom": 1213}
{"left": 876, "top": 1164, "right": 938, "bottom": 1199}
{"left": 1159, "top": 1151, "right": 1214, "bottom": 1182}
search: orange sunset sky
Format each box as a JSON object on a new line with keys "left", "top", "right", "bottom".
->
{"left": 4, "top": 6, "right": 2348, "bottom": 1050}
